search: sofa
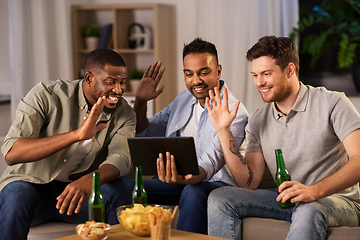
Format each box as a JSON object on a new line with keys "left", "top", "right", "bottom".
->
{"left": 1, "top": 134, "right": 360, "bottom": 239}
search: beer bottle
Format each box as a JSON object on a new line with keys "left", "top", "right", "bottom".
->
{"left": 275, "top": 149, "right": 295, "bottom": 209}
{"left": 132, "top": 166, "right": 147, "bottom": 205}
{"left": 88, "top": 171, "right": 105, "bottom": 222}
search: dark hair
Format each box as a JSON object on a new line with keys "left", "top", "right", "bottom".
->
{"left": 85, "top": 48, "right": 126, "bottom": 72}
{"left": 183, "top": 38, "right": 219, "bottom": 64}
{"left": 246, "top": 36, "right": 299, "bottom": 78}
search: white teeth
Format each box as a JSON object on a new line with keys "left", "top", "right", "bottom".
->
{"left": 194, "top": 87, "right": 203, "bottom": 91}
{"left": 262, "top": 88, "right": 270, "bottom": 93}
{"left": 109, "top": 96, "right": 118, "bottom": 101}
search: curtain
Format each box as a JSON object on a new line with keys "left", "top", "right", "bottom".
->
{"left": 8, "top": 0, "right": 73, "bottom": 120}
{"left": 196, "top": 0, "right": 299, "bottom": 113}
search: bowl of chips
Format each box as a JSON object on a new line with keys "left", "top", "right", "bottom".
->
{"left": 76, "top": 221, "right": 110, "bottom": 240}
{"left": 117, "top": 204, "right": 176, "bottom": 237}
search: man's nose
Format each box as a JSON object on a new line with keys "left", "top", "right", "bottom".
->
{"left": 112, "top": 82, "right": 123, "bottom": 94}
{"left": 254, "top": 76, "right": 264, "bottom": 87}
{"left": 193, "top": 74, "right": 202, "bottom": 85}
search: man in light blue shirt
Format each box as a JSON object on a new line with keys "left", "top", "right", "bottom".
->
{"left": 132, "top": 38, "right": 249, "bottom": 233}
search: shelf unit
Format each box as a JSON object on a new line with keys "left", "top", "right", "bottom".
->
{"left": 71, "top": 3, "right": 176, "bottom": 113}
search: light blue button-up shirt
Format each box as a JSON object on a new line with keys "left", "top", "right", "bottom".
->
{"left": 137, "top": 80, "right": 249, "bottom": 186}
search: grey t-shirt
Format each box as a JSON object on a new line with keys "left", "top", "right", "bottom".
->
{"left": 245, "top": 82, "right": 360, "bottom": 202}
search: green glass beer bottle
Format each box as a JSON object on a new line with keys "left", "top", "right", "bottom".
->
{"left": 88, "top": 171, "right": 105, "bottom": 222}
{"left": 131, "top": 166, "right": 147, "bottom": 205}
{"left": 275, "top": 149, "right": 295, "bottom": 209}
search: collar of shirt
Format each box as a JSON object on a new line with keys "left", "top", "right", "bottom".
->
{"left": 272, "top": 81, "right": 308, "bottom": 120}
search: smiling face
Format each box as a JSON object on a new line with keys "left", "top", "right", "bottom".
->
{"left": 83, "top": 64, "right": 127, "bottom": 112}
{"left": 183, "top": 53, "right": 221, "bottom": 107}
{"left": 251, "top": 56, "right": 293, "bottom": 104}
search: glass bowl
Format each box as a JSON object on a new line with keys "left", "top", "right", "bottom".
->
{"left": 76, "top": 221, "right": 110, "bottom": 240}
{"left": 117, "top": 204, "right": 173, "bottom": 237}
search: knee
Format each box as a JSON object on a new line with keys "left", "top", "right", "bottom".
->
{"left": 1, "top": 181, "right": 37, "bottom": 202}
{"left": 208, "top": 187, "right": 230, "bottom": 214}
{"left": 292, "top": 201, "right": 327, "bottom": 223}
{"left": 101, "top": 177, "right": 133, "bottom": 204}
{"left": 102, "top": 177, "right": 133, "bottom": 193}
{"left": 0, "top": 181, "right": 39, "bottom": 213}
{"left": 182, "top": 184, "right": 207, "bottom": 200}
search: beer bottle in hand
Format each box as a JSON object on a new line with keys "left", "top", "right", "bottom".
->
{"left": 88, "top": 171, "right": 105, "bottom": 222}
{"left": 132, "top": 166, "right": 147, "bottom": 205}
{"left": 275, "top": 149, "right": 295, "bottom": 209}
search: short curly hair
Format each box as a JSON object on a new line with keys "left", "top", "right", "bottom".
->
{"left": 85, "top": 48, "right": 126, "bottom": 72}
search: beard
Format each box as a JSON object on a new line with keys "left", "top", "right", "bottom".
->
{"left": 103, "top": 102, "right": 118, "bottom": 114}
{"left": 259, "top": 77, "right": 292, "bottom": 103}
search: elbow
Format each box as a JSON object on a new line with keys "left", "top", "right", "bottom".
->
{"left": 4, "top": 150, "right": 19, "bottom": 166}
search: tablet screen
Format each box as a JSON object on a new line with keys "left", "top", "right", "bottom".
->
{"left": 127, "top": 137, "right": 199, "bottom": 176}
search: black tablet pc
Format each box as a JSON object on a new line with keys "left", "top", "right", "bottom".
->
{"left": 127, "top": 137, "right": 199, "bottom": 176}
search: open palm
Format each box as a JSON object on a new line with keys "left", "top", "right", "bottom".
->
{"left": 206, "top": 87, "right": 240, "bottom": 132}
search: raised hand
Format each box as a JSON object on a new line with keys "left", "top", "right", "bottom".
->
{"left": 75, "top": 96, "right": 107, "bottom": 141}
{"left": 205, "top": 87, "right": 240, "bottom": 133}
{"left": 135, "top": 61, "right": 165, "bottom": 102}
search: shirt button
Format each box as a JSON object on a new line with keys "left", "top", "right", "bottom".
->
{"left": 64, "top": 159, "right": 67, "bottom": 163}
{"left": 50, "top": 177, "right": 54, "bottom": 181}
{"left": 175, "top": 126, "right": 178, "bottom": 129}
{"left": 84, "top": 116, "right": 87, "bottom": 120}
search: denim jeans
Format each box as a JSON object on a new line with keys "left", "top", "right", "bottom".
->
{"left": 208, "top": 186, "right": 360, "bottom": 240}
{"left": 0, "top": 177, "right": 133, "bottom": 240}
{"left": 143, "top": 176, "right": 228, "bottom": 234}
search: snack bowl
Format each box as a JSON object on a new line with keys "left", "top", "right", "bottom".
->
{"left": 76, "top": 221, "right": 110, "bottom": 240}
{"left": 117, "top": 204, "right": 173, "bottom": 237}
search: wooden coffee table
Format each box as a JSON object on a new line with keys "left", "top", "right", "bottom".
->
{"left": 54, "top": 224, "right": 227, "bottom": 240}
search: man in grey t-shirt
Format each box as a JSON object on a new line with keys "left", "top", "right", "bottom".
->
{"left": 206, "top": 36, "right": 360, "bottom": 240}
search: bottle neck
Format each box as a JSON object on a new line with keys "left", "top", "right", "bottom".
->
{"left": 135, "top": 166, "right": 143, "bottom": 186}
{"left": 275, "top": 149, "right": 286, "bottom": 171}
{"left": 92, "top": 171, "right": 101, "bottom": 194}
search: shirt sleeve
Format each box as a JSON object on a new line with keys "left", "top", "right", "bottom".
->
{"left": 330, "top": 93, "right": 360, "bottom": 142}
{"left": 1, "top": 83, "right": 48, "bottom": 156}
{"left": 136, "top": 101, "right": 173, "bottom": 137}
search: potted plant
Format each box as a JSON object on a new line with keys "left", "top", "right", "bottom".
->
{"left": 82, "top": 24, "right": 101, "bottom": 50}
{"left": 290, "top": 0, "right": 360, "bottom": 89}
{"left": 129, "top": 69, "right": 144, "bottom": 92}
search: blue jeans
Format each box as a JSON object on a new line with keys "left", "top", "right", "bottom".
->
{"left": 143, "top": 176, "right": 228, "bottom": 234}
{"left": 0, "top": 177, "right": 133, "bottom": 240}
{"left": 208, "top": 186, "right": 360, "bottom": 240}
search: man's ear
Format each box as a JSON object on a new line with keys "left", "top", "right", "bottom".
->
{"left": 217, "top": 64, "right": 222, "bottom": 78}
{"left": 84, "top": 71, "right": 92, "bottom": 85}
{"left": 287, "top": 63, "right": 296, "bottom": 78}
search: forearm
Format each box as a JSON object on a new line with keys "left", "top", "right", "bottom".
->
{"left": 98, "top": 164, "right": 121, "bottom": 184}
{"left": 133, "top": 97, "right": 149, "bottom": 133}
{"left": 216, "top": 127, "right": 261, "bottom": 189}
{"left": 5, "top": 131, "right": 80, "bottom": 165}
{"left": 311, "top": 155, "right": 360, "bottom": 199}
